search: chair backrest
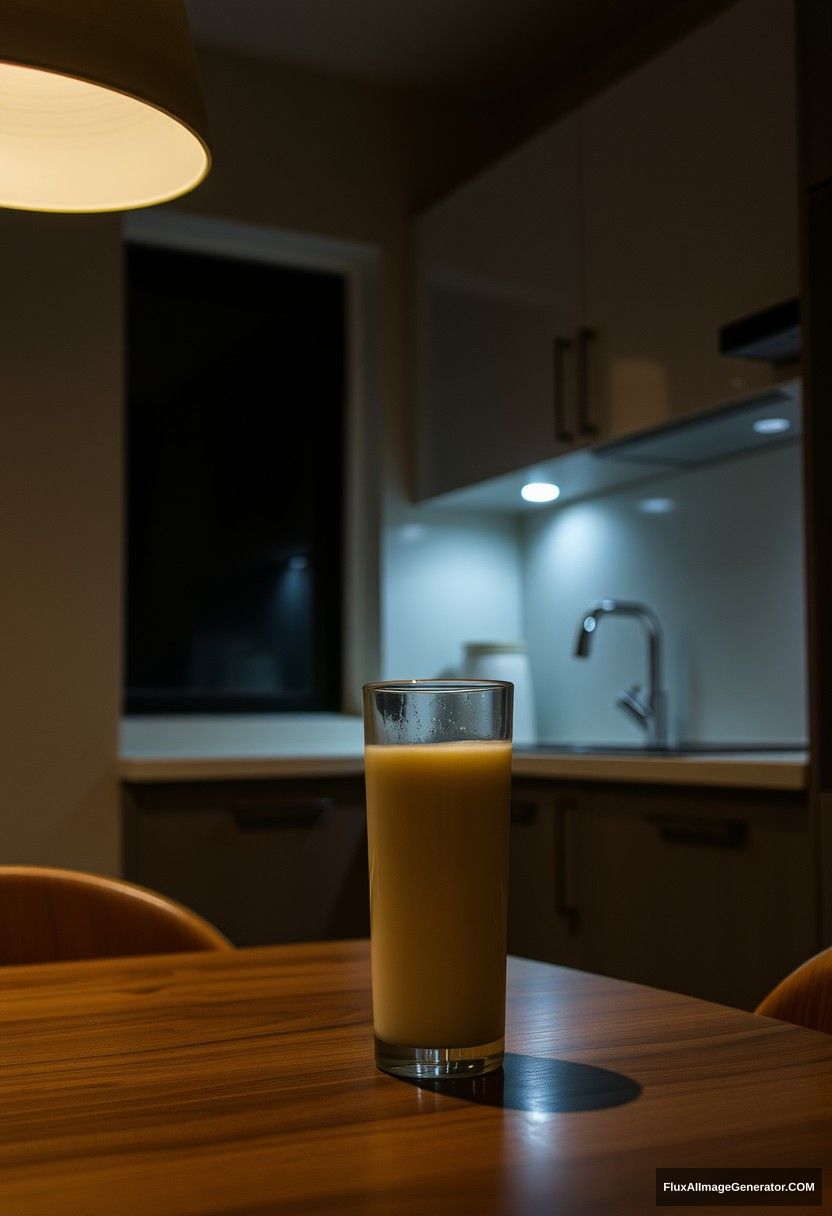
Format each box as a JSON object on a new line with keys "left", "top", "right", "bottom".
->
{"left": 756, "top": 946, "right": 832, "bottom": 1036}
{"left": 0, "top": 866, "right": 231, "bottom": 965}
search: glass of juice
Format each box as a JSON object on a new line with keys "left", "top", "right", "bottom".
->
{"left": 363, "top": 679, "right": 513, "bottom": 1079}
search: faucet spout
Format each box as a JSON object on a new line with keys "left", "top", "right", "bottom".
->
{"left": 573, "top": 599, "right": 667, "bottom": 747}
{"left": 573, "top": 598, "right": 617, "bottom": 658}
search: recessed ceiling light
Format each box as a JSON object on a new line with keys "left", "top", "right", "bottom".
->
{"left": 753, "top": 417, "right": 791, "bottom": 435}
{"left": 638, "top": 497, "right": 676, "bottom": 514}
{"left": 521, "top": 482, "right": 560, "bottom": 503}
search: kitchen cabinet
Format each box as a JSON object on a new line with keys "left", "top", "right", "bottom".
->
{"left": 796, "top": 0, "right": 832, "bottom": 191}
{"left": 123, "top": 777, "right": 369, "bottom": 947}
{"left": 125, "top": 772, "right": 815, "bottom": 1013}
{"left": 510, "top": 779, "right": 816, "bottom": 1011}
{"left": 415, "top": 0, "right": 798, "bottom": 500}
{"left": 507, "top": 789, "right": 564, "bottom": 964}
{"left": 415, "top": 115, "right": 583, "bottom": 499}
{"left": 581, "top": 0, "right": 798, "bottom": 438}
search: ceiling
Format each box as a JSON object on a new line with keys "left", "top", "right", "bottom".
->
{"left": 185, "top": 0, "right": 708, "bottom": 109}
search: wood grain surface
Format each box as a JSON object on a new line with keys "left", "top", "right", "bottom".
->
{"left": 0, "top": 941, "right": 829, "bottom": 1215}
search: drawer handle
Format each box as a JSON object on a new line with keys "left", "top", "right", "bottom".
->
{"left": 555, "top": 798, "right": 579, "bottom": 930}
{"left": 553, "top": 335, "right": 574, "bottom": 442}
{"left": 510, "top": 801, "right": 538, "bottom": 825}
{"left": 576, "top": 326, "right": 597, "bottom": 437}
{"left": 230, "top": 797, "right": 332, "bottom": 831}
{"left": 646, "top": 814, "right": 747, "bottom": 850}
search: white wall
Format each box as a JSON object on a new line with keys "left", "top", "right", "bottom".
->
{"left": 382, "top": 508, "right": 524, "bottom": 679}
{"left": 522, "top": 442, "right": 806, "bottom": 745}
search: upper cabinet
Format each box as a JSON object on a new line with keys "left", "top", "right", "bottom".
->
{"left": 581, "top": 0, "right": 798, "bottom": 440}
{"left": 415, "top": 115, "right": 583, "bottom": 499}
{"left": 415, "top": 0, "right": 798, "bottom": 500}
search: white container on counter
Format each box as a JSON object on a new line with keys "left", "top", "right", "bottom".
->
{"left": 462, "top": 642, "right": 537, "bottom": 745}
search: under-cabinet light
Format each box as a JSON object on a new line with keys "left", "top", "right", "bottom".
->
{"left": 521, "top": 482, "right": 560, "bottom": 504}
{"left": 752, "top": 417, "right": 791, "bottom": 435}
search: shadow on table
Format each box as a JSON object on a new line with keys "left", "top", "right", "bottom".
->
{"left": 406, "top": 1052, "right": 641, "bottom": 1113}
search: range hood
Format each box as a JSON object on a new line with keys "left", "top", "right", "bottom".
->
{"left": 593, "top": 380, "right": 801, "bottom": 469}
{"left": 719, "top": 298, "right": 801, "bottom": 364}
{"left": 595, "top": 300, "right": 802, "bottom": 467}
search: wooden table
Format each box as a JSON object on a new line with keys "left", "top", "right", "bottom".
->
{"left": 0, "top": 942, "right": 830, "bottom": 1215}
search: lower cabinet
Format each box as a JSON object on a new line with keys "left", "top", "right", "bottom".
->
{"left": 123, "top": 777, "right": 370, "bottom": 947}
{"left": 125, "top": 774, "right": 816, "bottom": 1013}
{"left": 508, "top": 791, "right": 566, "bottom": 965}
{"left": 509, "top": 780, "right": 817, "bottom": 1011}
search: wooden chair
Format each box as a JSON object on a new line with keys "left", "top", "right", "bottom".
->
{"left": 756, "top": 946, "right": 832, "bottom": 1036}
{"left": 0, "top": 866, "right": 231, "bottom": 965}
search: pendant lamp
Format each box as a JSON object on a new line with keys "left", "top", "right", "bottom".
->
{"left": 0, "top": 0, "right": 211, "bottom": 213}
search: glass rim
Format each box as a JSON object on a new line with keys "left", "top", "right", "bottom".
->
{"left": 363, "top": 678, "right": 512, "bottom": 695}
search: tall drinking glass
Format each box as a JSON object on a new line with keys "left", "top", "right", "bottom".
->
{"left": 363, "top": 679, "right": 513, "bottom": 1079}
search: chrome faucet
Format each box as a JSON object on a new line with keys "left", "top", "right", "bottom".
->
{"left": 573, "top": 599, "right": 667, "bottom": 747}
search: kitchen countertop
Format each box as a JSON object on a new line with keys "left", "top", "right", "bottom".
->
{"left": 119, "top": 714, "right": 366, "bottom": 781}
{"left": 119, "top": 716, "right": 808, "bottom": 789}
{"left": 513, "top": 748, "right": 808, "bottom": 790}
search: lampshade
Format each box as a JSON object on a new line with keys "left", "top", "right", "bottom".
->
{"left": 0, "top": 0, "right": 211, "bottom": 213}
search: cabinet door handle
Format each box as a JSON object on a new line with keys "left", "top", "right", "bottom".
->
{"left": 555, "top": 799, "right": 579, "bottom": 929}
{"left": 576, "top": 326, "right": 597, "bottom": 438}
{"left": 553, "top": 335, "right": 574, "bottom": 443}
{"left": 646, "top": 814, "right": 748, "bottom": 850}
{"left": 510, "top": 800, "right": 538, "bottom": 825}
{"left": 230, "top": 797, "right": 332, "bottom": 831}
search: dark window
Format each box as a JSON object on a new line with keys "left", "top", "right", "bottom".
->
{"left": 125, "top": 243, "right": 344, "bottom": 713}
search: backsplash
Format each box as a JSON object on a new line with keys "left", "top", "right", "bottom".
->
{"left": 382, "top": 508, "right": 523, "bottom": 680}
{"left": 522, "top": 442, "right": 807, "bottom": 745}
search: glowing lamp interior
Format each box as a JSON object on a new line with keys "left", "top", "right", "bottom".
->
{"left": 0, "top": 62, "right": 209, "bottom": 213}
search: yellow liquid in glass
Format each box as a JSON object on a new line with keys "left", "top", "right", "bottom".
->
{"left": 365, "top": 740, "right": 512, "bottom": 1048}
